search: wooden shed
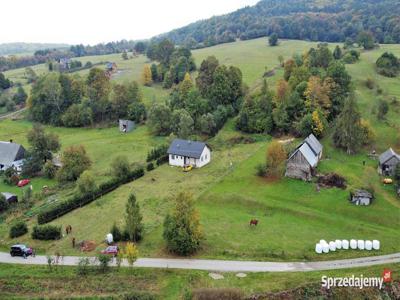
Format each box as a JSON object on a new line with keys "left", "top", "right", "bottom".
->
{"left": 350, "top": 190, "right": 373, "bottom": 206}
{"left": 378, "top": 148, "right": 400, "bottom": 176}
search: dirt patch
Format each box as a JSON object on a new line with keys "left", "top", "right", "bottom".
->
{"left": 227, "top": 135, "right": 256, "bottom": 145}
{"left": 317, "top": 173, "right": 347, "bottom": 189}
{"left": 78, "top": 240, "right": 97, "bottom": 252}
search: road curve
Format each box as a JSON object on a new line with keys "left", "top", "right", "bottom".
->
{"left": 1, "top": 252, "right": 399, "bottom": 272}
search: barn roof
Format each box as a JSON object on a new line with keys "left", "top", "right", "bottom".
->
{"left": 0, "top": 141, "right": 25, "bottom": 167}
{"left": 289, "top": 143, "right": 319, "bottom": 168}
{"left": 167, "top": 139, "right": 208, "bottom": 159}
{"left": 304, "top": 133, "right": 323, "bottom": 156}
{"left": 379, "top": 148, "right": 400, "bottom": 164}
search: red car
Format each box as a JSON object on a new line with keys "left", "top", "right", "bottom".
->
{"left": 17, "top": 179, "right": 30, "bottom": 187}
{"left": 101, "top": 246, "right": 119, "bottom": 256}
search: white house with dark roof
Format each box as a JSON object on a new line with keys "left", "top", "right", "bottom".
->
{"left": 285, "top": 134, "right": 323, "bottom": 181}
{"left": 167, "top": 139, "right": 211, "bottom": 168}
{"left": 378, "top": 148, "right": 400, "bottom": 176}
{"left": 0, "top": 141, "right": 26, "bottom": 172}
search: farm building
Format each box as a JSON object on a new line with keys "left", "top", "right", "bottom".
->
{"left": 59, "top": 58, "right": 71, "bottom": 70}
{"left": 378, "top": 148, "right": 400, "bottom": 176}
{"left": 0, "top": 141, "right": 26, "bottom": 172}
{"left": 350, "top": 190, "right": 373, "bottom": 206}
{"left": 119, "top": 119, "right": 135, "bottom": 133}
{"left": 106, "top": 62, "right": 117, "bottom": 72}
{"left": 285, "top": 134, "right": 323, "bottom": 181}
{"left": 167, "top": 139, "right": 211, "bottom": 168}
{"left": 1, "top": 192, "right": 18, "bottom": 204}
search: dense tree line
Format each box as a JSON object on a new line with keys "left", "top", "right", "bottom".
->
{"left": 146, "top": 39, "right": 196, "bottom": 88}
{"left": 236, "top": 44, "right": 352, "bottom": 138}
{"left": 155, "top": 0, "right": 400, "bottom": 49}
{"left": 29, "top": 69, "right": 145, "bottom": 127}
{"left": 148, "top": 56, "right": 245, "bottom": 137}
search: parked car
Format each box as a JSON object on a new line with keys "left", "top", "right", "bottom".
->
{"left": 183, "top": 165, "right": 193, "bottom": 172}
{"left": 10, "top": 244, "right": 32, "bottom": 257}
{"left": 101, "top": 245, "right": 119, "bottom": 256}
{"left": 17, "top": 179, "right": 30, "bottom": 187}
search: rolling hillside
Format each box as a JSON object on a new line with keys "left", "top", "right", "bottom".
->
{"left": 156, "top": 0, "right": 400, "bottom": 47}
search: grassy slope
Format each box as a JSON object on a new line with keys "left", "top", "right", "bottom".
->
{"left": 0, "top": 262, "right": 398, "bottom": 299}
{"left": 0, "top": 38, "right": 399, "bottom": 262}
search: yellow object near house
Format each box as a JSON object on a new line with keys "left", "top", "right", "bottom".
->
{"left": 383, "top": 178, "right": 393, "bottom": 184}
{"left": 183, "top": 165, "right": 193, "bottom": 172}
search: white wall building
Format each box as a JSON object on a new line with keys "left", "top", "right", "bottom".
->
{"left": 167, "top": 139, "right": 211, "bottom": 168}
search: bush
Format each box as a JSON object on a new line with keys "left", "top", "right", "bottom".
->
{"left": 37, "top": 167, "right": 145, "bottom": 224}
{"left": 255, "top": 163, "right": 267, "bottom": 177}
{"left": 111, "top": 155, "right": 131, "bottom": 179}
{"left": 156, "top": 154, "right": 168, "bottom": 166}
{"left": 146, "top": 162, "right": 154, "bottom": 171}
{"left": 43, "top": 161, "right": 57, "bottom": 179}
{"left": 123, "top": 291, "right": 157, "bottom": 300}
{"left": 146, "top": 144, "right": 169, "bottom": 162}
{"left": 192, "top": 288, "right": 243, "bottom": 300}
{"left": 97, "top": 253, "right": 112, "bottom": 273}
{"left": 31, "top": 225, "right": 61, "bottom": 240}
{"left": 77, "top": 257, "right": 91, "bottom": 276}
{"left": 0, "top": 194, "right": 9, "bottom": 212}
{"left": 365, "top": 78, "right": 375, "bottom": 89}
{"left": 376, "top": 52, "right": 400, "bottom": 77}
{"left": 110, "top": 222, "right": 123, "bottom": 242}
{"left": 9, "top": 221, "right": 28, "bottom": 238}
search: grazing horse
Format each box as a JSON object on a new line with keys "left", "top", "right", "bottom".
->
{"left": 65, "top": 225, "right": 72, "bottom": 235}
{"left": 249, "top": 219, "right": 258, "bottom": 226}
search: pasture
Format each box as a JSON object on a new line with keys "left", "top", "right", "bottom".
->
{"left": 0, "top": 38, "right": 399, "bottom": 262}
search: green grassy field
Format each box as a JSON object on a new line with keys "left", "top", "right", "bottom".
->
{"left": 0, "top": 262, "right": 398, "bottom": 299}
{"left": 1, "top": 38, "right": 399, "bottom": 264}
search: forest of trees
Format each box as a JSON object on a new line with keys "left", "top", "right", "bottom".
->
{"left": 155, "top": 0, "right": 400, "bottom": 48}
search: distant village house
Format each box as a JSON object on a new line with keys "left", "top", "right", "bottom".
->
{"left": 167, "top": 139, "right": 211, "bottom": 168}
{"left": 0, "top": 140, "right": 25, "bottom": 172}
{"left": 59, "top": 57, "right": 71, "bottom": 70}
{"left": 285, "top": 134, "right": 323, "bottom": 181}
{"left": 378, "top": 148, "right": 400, "bottom": 176}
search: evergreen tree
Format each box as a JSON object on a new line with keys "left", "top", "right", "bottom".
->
{"left": 142, "top": 65, "right": 153, "bottom": 86}
{"left": 125, "top": 193, "right": 143, "bottom": 242}
{"left": 121, "top": 50, "right": 128, "bottom": 60}
{"left": 268, "top": 33, "right": 279, "bottom": 46}
{"left": 333, "top": 45, "right": 342, "bottom": 60}
{"left": 332, "top": 95, "right": 363, "bottom": 154}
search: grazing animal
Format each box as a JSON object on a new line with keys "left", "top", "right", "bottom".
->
{"left": 66, "top": 225, "right": 72, "bottom": 235}
{"left": 249, "top": 219, "right": 258, "bottom": 226}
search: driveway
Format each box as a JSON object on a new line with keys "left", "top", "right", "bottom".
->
{"left": 1, "top": 252, "right": 399, "bottom": 272}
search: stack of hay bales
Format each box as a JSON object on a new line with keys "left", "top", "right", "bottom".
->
{"left": 315, "top": 239, "right": 380, "bottom": 254}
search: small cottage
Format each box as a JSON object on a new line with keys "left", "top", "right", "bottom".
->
{"left": 0, "top": 141, "right": 26, "bottom": 172}
{"left": 167, "top": 139, "right": 211, "bottom": 168}
{"left": 350, "top": 190, "right": 373, "bottom": 206}
{"left": 59, "top": 58, "right": 71, "bottom": 70}
{"left": 378, "top": 148, "right": 400, "bottom": 176}
{"left": 285, "top": 134, "right": 323, "bottom": 181}
{"left": 119, "top": 120, "right": 135, "bottom": 133}
{"left": 1, "top": 192, "right": 18, "bottom": 204}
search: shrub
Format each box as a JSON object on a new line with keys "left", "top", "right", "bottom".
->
{"left": 0, "top": 194, "right": 9, "bottom": 212}
{"left": 255, "top": 163, "right": 267, "bottom": 177}
{"left": 76, "top": 170, "right": 97, "bottom": 196}
{"left": 146, "top": 162, "right": 154, "bottom": 171}
{"left": 111, "top": 155, "right": 131, "bottom": 179}
{"left": 31, "top": 225, "right": 61, "bottom": 240}
{"left": 156, "top": 154, "right": 168, "bottom": 166}
{"left": 110, "top": 222, "right": 123, "bottom": 242}
{"left": 37, "top": 167, "right": 145, "bottom": 224}
{"left": 123, "top": 291, "right": 157, "bottom": 300}
{"left": 146, "top": 145, "right": 169, "bottom": 162}
{"left": 376, "top": 52, "right": 400, "bottom": 77}
{"left": 9, "top": 221, "right": 28, "bottom": 238}
{"left": 43, "top": 161, "right": 57, "bottom": 179}
{"left": 77, "top": 257, "right": 91, "bottom": 276}
{"left": 97, "top": 253, "right": 111, "bottom": 273}
{"left": 365, "top": 78, "right": 375, "bottom": 89}
{"left": 377, "top": 99, "right": 389, "bottom": 120}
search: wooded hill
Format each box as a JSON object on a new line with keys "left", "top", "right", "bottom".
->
{"left": 155, "top": 0, "right": 400, "bottom": 48}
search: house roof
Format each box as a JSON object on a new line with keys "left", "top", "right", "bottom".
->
{"left": 379, "top": 148, "right": 400, "bottom": 164}
{"left": 289, "top": 143, "right": 319, "bottom": 168}
{"left": 167, "top": 139, "right": 208, "bottom": 159}
{"left": 304, "top": 133, "right": 323, "bottom": 156}
{"left": 0, "top": 141, "right": 25, "bottom": 167}
{"left": 353, "top": 189, "right": 373, "bottom": 199}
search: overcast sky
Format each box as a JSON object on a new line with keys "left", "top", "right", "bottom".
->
{"left": 1, "top": 0, "right": 259, "bottom": 45}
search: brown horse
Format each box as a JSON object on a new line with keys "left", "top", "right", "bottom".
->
{"left": 249, "top": 219, "right": 258, "bottom": 226}
{"left": 66, "top": 225, "right": 72, "bottom": 235}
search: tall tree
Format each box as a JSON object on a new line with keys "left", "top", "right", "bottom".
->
{"left": 196, "top": 56, "right": 219, "bottom": 98}
{"left": 125, "top": 193, "right": 143, "bottom": 242}
{"left": 141, "top": 65, "right": 153, "bottom": 86}
{"left": 266, "top": 141, "right": 287, "bottom": 178}
{"left": 163, "top": 192, "right": 202, "bottom": 256}
{"left": 57, "top": 145, "right": 91, "bottom": 182}
{"left": 268, "top": 33, "right": 279, "bottom": 46}
{"left": 333, "top": 95, "right": 363, "bottom": 154}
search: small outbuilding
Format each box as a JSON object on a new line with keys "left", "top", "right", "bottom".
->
{"left": 378, "top": 148, "right": 400, "bottom": 176}
{"left": 167, "top": 139, "right": 211, "bottom": 168}
{"left": 350, "top": 190, "right": 373, "bottom": 206}
{"left": 1, "top": 192, "right": 18, "bottom": 204}
{"left": 119, "top": 120, "right": 135, "bottom": 133}
{"left": 285, "top": 134, "right": 323, "bottom": 181}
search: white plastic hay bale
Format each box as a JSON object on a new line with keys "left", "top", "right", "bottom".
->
{"left": 357, "top": 240, "right": 365, "bottom": 250}
{"left": 315, "top": 243, "right": 323, "bottom": 254}
{"left": 322, "top": 243, "right": 330, "bottom": 253}
{"left": 342, "top": 240, "right": 349, "bottom": 250}
{"left": 350, "top": 239, "right": 357, "bottom": 249}
{"left": 329, "top": 241, "right": 336, "bottom": 251}
{"left": 335, "top": 240, "right": 342, "bottom": 249}
{"left": 319, "top": 239, "right": 328, "bottom": 245}
{"left": 372, "top": 240, "right": 380, "bottom": 250}
{"left": 365, "top": 240, "right": 373, "bottom": 250}
{"left": 106, "top": 233, "right": 113, "bottom": 244}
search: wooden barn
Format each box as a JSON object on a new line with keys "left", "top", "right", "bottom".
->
{"left": 285, "top": 134, "right": 323, "bottom": 181}
{"left": 378, "top": 148, "right": 400, "bottom": 176}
